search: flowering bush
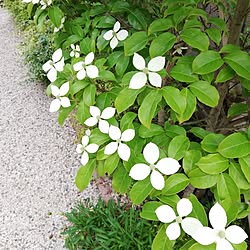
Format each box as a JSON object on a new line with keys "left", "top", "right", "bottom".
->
{"left": 20, "top": 0, "right": 250, "bottom": 248}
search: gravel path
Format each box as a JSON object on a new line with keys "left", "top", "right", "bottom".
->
{"left": 0, "top": 8, "right": 100, "bottom": 250}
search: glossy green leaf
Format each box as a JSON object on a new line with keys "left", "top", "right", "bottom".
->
{"left": 189, "top": 81, "right": 219, "bottom": 107}
{"left": 58, "top": 104, "right": 75, "bottom": 126}
{"left": 158, "top": 195, "right": 180, "bottom": 207}
{"left": 170, "top": 63, "right": 198, "bottom": 83}
{"left": 239, "top": 156, "right": 250, "bottom": 183}
{"left": 128, "top": 9, "right": 148, "bottom": 30}
{"left": 104, "top": 153, "right": 120, "bottom": 175}
{"left": 115, "top": 53, "right": 130, "bottom": 76}
{"left": 148, "top": 18, "right": 174, "bottom": 34}
{"left": 164, "top": 123, "right": 186, "bottom": 138}
{"left": 201, "top": 133, "right": 225, "bottom": 153}
{"left": 76, "top": 101, "right": 90, "bottom": 124}
{"left": 98, "top": 70, "right": 117, "bottom": 82}
{"left": 227, "top": 103, "right": 248, "bottom": 118}
{"left": 215, "top": 65, "right": 235, "bottom": 83}
{"left": 71, "top": 81, "right": 89, "bottom": 95}
{"left": 209, "top": 17, "right": 227, "bottom": 31}
{"left": 89, "top": 128, "right": 110, "bottom": 146}
{"left": 48, "top": 6, "right": 63, "bottom": 27}
{"left": 83, "top": 84, "right": 96, "bottom": 106}
{"left": 96, "top": 92, "right": 111, "bottom": 110}
{"left": 75, "top": 159, "right": 96, "bottom": 191}
{"left": 192, "top": 51, "right": 224, "bottom": 75}
{"left": 206, "top": 28, "right": 221, "bottom": 46}
{"left": 190, "top": 127, "right": 211, "bottom": 139}
{"left": 189, "top": 243, "right": 216, "bottom": 250}
{"left": 96, "top": 16, "right": 115, "bottom": 28}
{"left": 152, "top": 225, "right": 174, "bottom": 250}
{"left": 168, "top": 135, "right": 190, "bottom": 160}
{"left": 139, "top": 124, "right": 164, "bottom": 138}
{"left": 180, "top": 28, "right": 209, "bottom": 51}
{"left": 120, "top": 112, "right": 137, "bottom": 131}
{"left": 183, "top": 150, "right": 202, "bottom": 175}
{"left": 162, "top": 174, "right": 189, "bottom": 195}
{"left": 217, "top": 132, "right": 250, "bottom": 158}
{"left": 140, "top": 201, "right": 162, "bottom": 221}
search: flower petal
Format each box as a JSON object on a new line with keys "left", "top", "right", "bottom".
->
{"left": 80, "top": 151, "right": 89, "bottom": 166}
{"left": 85, "top": 129, "right": 91, "bottom": 137}
{"left": 109, "top": 125, "right": 121, "bottom": 140}
{"left": 192, "top": 227, "right": 216, "bottom": 245}
{"left": 98, "top": 119, "right": 110, "bottom": 134}
{"left": 42, "top": 61, "right": 52, "bottom": 72}
{"left": 121, "top": 129, "right": 135, "bottom": 142}
{"left": 70, "top": 44, "right": 75, "bottom": 49}
{"left": 225, "top": 225, "right": 248, "bottom": 244}
{"left": 85, "top": 144, "right": 99, "bottom": 153}
{"left": 110, "top": 37, "right": 119, "bottom": 49}
{"left": 133, "top": 53, "right": 146, "bottom": 70}
{"left": 143, "top": 142, "right": 159, "bottom": 164}
{"left": 50, "top": 85, "right": 60, "bottom": 97}
{"left": 49, "top": 99, "right": 61, "bottom": 112}
{"left": 177, "top": 198, "right": 193, "bottom": 217}
{"left": 166, "top": 222, "right": 181, "bottom": 240}
{"left": 117, "top": 143, "right": 130, "bottom": 161}
{"left": 75, "top": 52, "right": 80, "bottom": 58}
{"left": 73, "top": 61, "right": 83, "bottom": 71}
{"left": 209, "top": 203, "right": 227, "bottom": 230}
{"left": 76, "top": 45, "right": 80, "bottom": 51}
{"left": 86, "top": 65, "right": 99, "bottom": 78}
{"left": 129, "top": 163, "right": 150, "bottom": 181}
{"left": 54, "top": 58, "right": 64, "bottom": 72}
{"left": 90, "top": 106, "right": 101, "bottom": 118}
{"left": 148, "top": 72, "right": 162, "bottom": 88}
{"left": 76, "top": 69, "right": 86, "bottom": 80}
{"left": 81, "top": 135, "right": 89, "bottom": 146}
{"left": 84, "top": 117, "right": 98, "bottom": 127}
{"left": 70, "top": 51, "right": 75, "bottom": 57}
{"left": 59, "top": 82, "right": 69, "bottom": 96}
{"left": 103, "top": 30, "right": 113, "bottom": 41}
{"left": 47, "top": 68, "right": 57, "bottom": 82}
{"left": 104, "top": 142, "right": 118, "bottom": 155}
{"left": 155, "top": 205, "right": 176, "bottom": 223}
{"left": 156, "top": 157, "right": 181, "bottom": 175}
{"left": 129, "top": 72, "right": 147, "bottom": 89}
{"left": 76, "top": 144, "right": 83, "bottom": 154}
{"left": 113, "top": 21, "right": 120, "bottom": 32}
{"left": 101, "top": 107, "right": 116, "bottom": 119}
{"left": 52, "top": 48, "right": 62, "bottom": 62}
{"left": 117, "top": 30, "right": 128, "bottom": 41}
{"left": 150, "top": 170, "right": 165, "bottom": 190}
{"left": 85, "top": 52, "right": 94, "bottom": 65}
{"left": 181, "top": 217, "right": 203, "bottom": 236}
{"left": 60, "top": 97, "right": 71, "bottom": 108}
{"left": 216, "top": 239, "right": 233, "bottom": 250}
{"left": 148, "top": 56, "right": 165, "bottom": 72}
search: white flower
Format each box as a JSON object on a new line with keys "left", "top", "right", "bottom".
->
{"left": 85, "top": 129, "right": 91, "bottom": 137}
{"left": 104, "top": 125, "right": 135, "bottom": 161}
{"left": 103, "top": 21, "right": 128, "bottom": 49}
{"left": 129, "top": 142, "right": 180, "bottom": 190}
{"left": 76, "top": 135, "right": 99, "bottom": 166}
{"left": 40, "top": 0, "right": 52, "bottom": 9}
{"left": 129, "top": 53, "right": 165, "bottom": 89}
{"left": 155, "top": 198, "right": 203, "bottom": 240}
{"left": 49, "top": 82, "right": 70, "bottom": 112}
{"left": 84, "top": 106, "right": 115, "bottom": 134}
{"left": 42, "top": 48, "right": 64, "bottom": 82}
{"left": 22, "top": 0, "right": 39, "bottom": 4}
{"left": 73, "top": 52, "right": 99, "bottom": 80}
{"left": 173, "top": 46, "right": 188, "bottom": 55}
{"left": 70, "top": 44, "right": 80, "bottom": 58}
{"left": 54, "top": 17, "right": 65, "bottom": 33}
{"left": 192, "top": 203, "right": 248, "bottom": 249}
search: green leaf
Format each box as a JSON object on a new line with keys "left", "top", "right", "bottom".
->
{"left": 190, "top": 127, "right": 211, "bottom": 139}
{"left": 168, "top": 135, "right": 190, "bottom": 160}
{"left": 98, "top": 70, "right": 117, "bottom": 82}
{"left": 96, "top": 16, "right": 115, "bottom": 28}
{"left": 124, "top": 31, "right": 148, "bottom": 56}
{"left": 180, "top": 28, "right": 209, "bottom": 51}
{"left": 128, "top": 9, "right": 148, "bottom": 30}
{"left": 217, "top": 132, "right": 250, "bottom": 158}
{"left": 239, "top": 156, "right": 250, "bottom": 183}
{"left": 76, "top": 101, "right": 90, "bottom": 124}
{"left": 189, "top": 243, "right": 216, "bottom": 250}
{"left": 115, "top": 53, "right": 130, "bottom": 76}
{"left": 129, "top": 177, "right": 154, "bottom": 205}
{"left": 201, "top": 133, "right": 225, "bottom": 153}
{"left": 120, "top": 112, "right": 137, "bottom": 131}
{"left": 138, "top": 90, "right": 162, "bottom": 128}
{"left": 227, "top": 103, "right": 248, "bottom": 118}
{"left": 217, "top": 173, "right": 240, "bottom": 202}
{"left": 183, "top": 150, "right": 202, "bottom": 175}
{"left": 179, "top": 240, "right": 196, "bottom": 250}
{"left": 224, "top": 51, "right": 250, "bottom": 80}
{"left": 140, "top": 201, "right": 162, "bottom": 221}
{"left": 206, "top": 28, "right": 221, "bottom": 46}
{"left": 162, "top": 86, "right": 186, "bottom": 114}
{"left": 209, "top": 17, "right": 227, "bottom": 31}
{"left": 104, "top": 153, "right": 120, "bottom": 175}
{"left": 96, "top": 92, "right": 111, "bottom": 110}
{"left": 149, "top": 32, "right": 176, "bottom": 57}
{"left": 165, "top": 123, "right": 186, "bottom": 138}
{"left": 215, "top": 65, "right": 235, "bottom": 83}
{"left": 189, "top": 81, "right": 219, "bottom": 107}
{"left": 189, "top": 168, "right": 218, "bottom": 188}
{"left": 83, "top": 84, "right": 96, "bottom": 106}
{"left": 112, "top": 163, "right": 132, "bottom": 194}
{"left": 192, "top": 51, "right": 224, "bottom": 75}
{"left": 139, "top": 124, "right": 164, "bottom": 138}
{"left": 152, "top": 225, "right": 174, "bottom": 250}
{"left": 89, "top": 128, "right": 110, "bottom": 146}
{"left": 170, "top": 63, "right": 198, "bottom": 83}
{"left": 71, "top": 81, "right": 89, "bottom": 95}
{"left": 48, "top": 6, "right": 63, "bottom": 27}
{"left": 58, "top": 104, "right": 75, "bottom": 126}
{"left": 162, "top": 174, "right": 189, "bottom": 195}
{"left": 158, "top": 195, "right": 180, "bottom": 207}
{"left": 148, "top": 18, "right": 174, "bottom": 34}
{"left": 196, "top": 153, "right": 229, "bottom": 175}
{"left": 115, "top": 87, "right": 144, "bottom": 113}
{"left": 75, "top": 159, "right": 96, "bottom": 191}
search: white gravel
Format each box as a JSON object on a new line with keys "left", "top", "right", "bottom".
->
{"left": 0, "top": 8, "right": 100, "bottom": 250}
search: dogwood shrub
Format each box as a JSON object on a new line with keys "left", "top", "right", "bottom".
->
{"left": 22, "top": 0, "right": 250, "bottom": 249}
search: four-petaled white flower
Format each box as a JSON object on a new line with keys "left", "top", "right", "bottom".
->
{"left": 40, "top": 0, "right": 52, "bottom": 9}
{"left": 70, "top": 44, "right": 80, "bottom": 58}
{"left": 76, "top": 135, "right": 99, "bottom": 166}
{"left": 84, "top": 106, "right": 116, "bottom": 134}
{"left": 49, "top": 82, "right": 71, "bottom": 112}
{"left": 192, "top": 203, "right": 248, "bottom": 249}
{"left": 54, "top": 17, "right": 65, "bottom": 33}
{"left": 155, "top": 198, "right": 203, "bottom": 240}
{"left": 129, "top": 53, "right": 165, "bottom": 89}
{"left": 103, "top": 21, "right": 128, "bottom": 49}
{"left": 42, "top": 48, "right": 64, "bottom": 82}
{"left": 129, "top": 142, "right": 180, "bottom": 190}
{"left": 22, "top": 0, "right": 39, "bottom": 3}
{"left": 73, "top": 52, "right": 99, "bottom": 80}
{"left": 104, "top": 125, "right": 135, "bottom": 161}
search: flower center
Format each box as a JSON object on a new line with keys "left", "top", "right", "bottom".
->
{"left": 49, "top": 61, "right": 54, "bottom": 66}
{"left": 149, "top": 164, "right": 155, "bottom": 170}
{"left": 217, "top": 230, "right": 226, "bottom": 239}
{"left": 112, "top": 31, "right": 117, "bottom": 37}
{"left": 117, "top": 138, "right": 121, "bottom": 144}
{"left": 143, "top": 67, "right": 149, "bottom": 74}
{"left": 96, "top": 115, "right": 101, "bottom": 120}
{"left": 176, "top": 216, "right": 182, "bottom": 224}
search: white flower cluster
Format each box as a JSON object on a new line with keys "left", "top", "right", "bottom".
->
{"left": 22, "top": 0, "right": 52, "bottom": 9}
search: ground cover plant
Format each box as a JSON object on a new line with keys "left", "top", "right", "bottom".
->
{"left": 9, "top": 0, "right": 250, "bottom": 249}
